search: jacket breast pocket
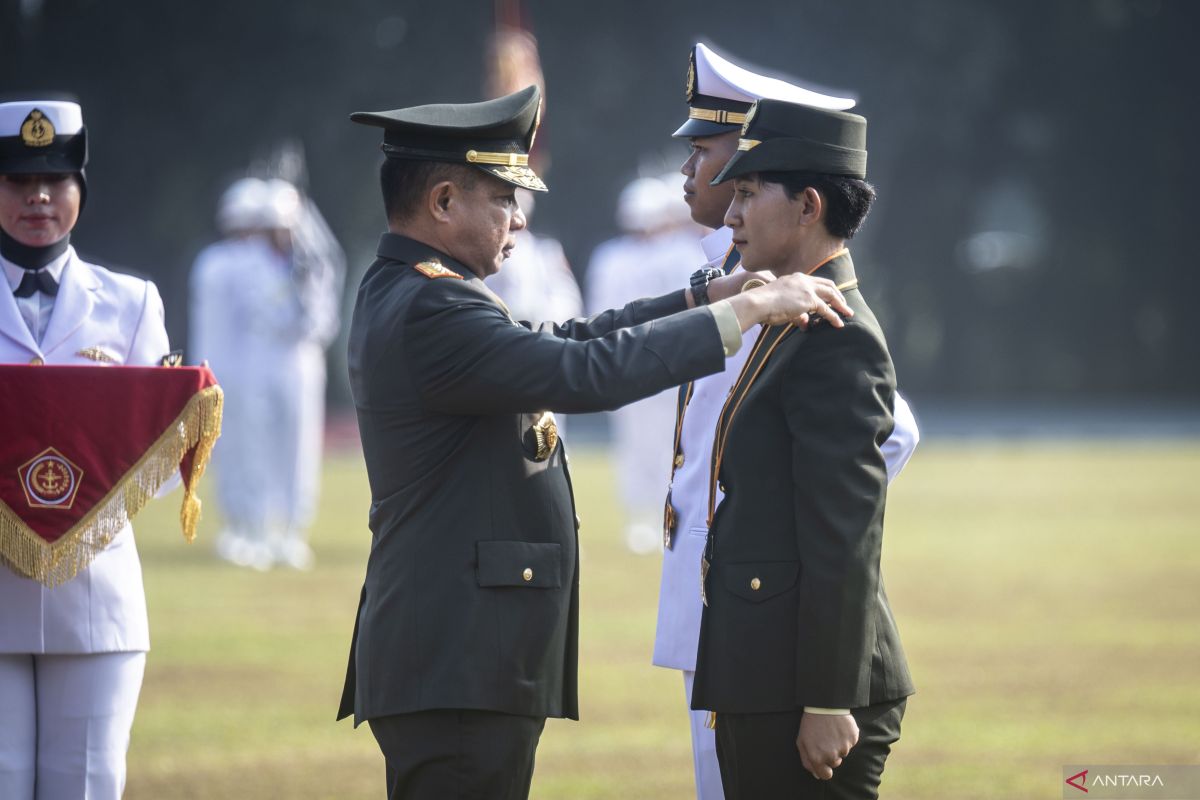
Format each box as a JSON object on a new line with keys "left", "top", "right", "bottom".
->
{"left": 476, "top": 541, "right": 562, "bottom": 589}
{"left": 721, "top": 561, "right": 800, "bottom": 603}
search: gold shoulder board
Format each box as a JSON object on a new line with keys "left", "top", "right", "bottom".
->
{"left": 413, "top": 260, "right": 462, "bottom": 280}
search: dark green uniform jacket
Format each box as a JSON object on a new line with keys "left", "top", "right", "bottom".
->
{"left": 339, "top": 234, "right": 728, "bottom": 725}
{"left": 693, "top": 252, "right": 914, "bottom": 713}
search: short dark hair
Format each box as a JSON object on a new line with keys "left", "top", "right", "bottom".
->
{"left": 758, "top": 171, "right": 876, "bottom": 239}
{"left": 380, "top": 159, "right": 477, "bottom": 222}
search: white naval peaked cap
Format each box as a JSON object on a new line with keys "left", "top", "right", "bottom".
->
{"left": 217, "top": 177, "right": 302, "bottom": 232}
{"left": 674, "top": 43, "right": 856, "bottom": 138}
{"left": 217, "top": 177, "right": 270, "bottom": 233}
{"left": 0, "top": 99, "right": 84, "bottom": 139}
{"left": 616, "top": 176, "right": 673, "bottom": 234}
{"left": 0, "top": 97, "right": 90, "bottom": 208}
{"left": 260, "top": 178, "right": 302, "bottom": 229}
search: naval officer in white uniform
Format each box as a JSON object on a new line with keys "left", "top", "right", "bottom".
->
{"left": 585, "top": 174, "right": 705, "bottom": 553}
{"left": 190, "top": 176, "right": 344, "bottom": 570}
{"left": 653, "top": 45, "right": 921, "bottom": 800}
{"left": 0, "top": 97, "right": 171, "bottom": 800}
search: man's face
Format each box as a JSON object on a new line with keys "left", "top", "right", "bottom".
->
{"left": 0, "top": 173, "right": 81, "bottom": 247}
{"left": 725, "top": 175, "right": 804, "bottom": 270}
{"left": 680, "top": 131, "right": 739, "bottom": 229}
{"left": 442, "top": 173, "right": 527, "bottom": 278}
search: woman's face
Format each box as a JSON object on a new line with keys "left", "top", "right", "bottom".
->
{"left": 0, "top": 173, "right": 82, "bottom": 247}
{"left": 724, "top": 175, "right": 803, "bottom": 271}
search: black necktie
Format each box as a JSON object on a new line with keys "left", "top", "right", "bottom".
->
{"left": 13, "top": 270, "right": 59, "bottom": 298}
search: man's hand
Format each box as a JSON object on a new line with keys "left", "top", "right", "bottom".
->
{"left": 797, "top": 712, "right": 859, "bottom": 781}
{"left": 725, "top": 273, "right": 853, "bottom": 332}
{"left": 704, "top": 270, "right": 776, "bottom": 304}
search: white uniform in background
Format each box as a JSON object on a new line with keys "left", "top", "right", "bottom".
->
{"left": 1, "top": 247, "right": 169, "bottom": 800}
{"left": 485, "top": 228, "right": 582, "bottom": 325}
{"left": 189, "top": 178, "right": 344, "bottom": 570}
{"left": 585, "top": 175, "right": 705, "bottom": 553}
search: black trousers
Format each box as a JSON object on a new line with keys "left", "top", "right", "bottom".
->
{"left": 714, "top": 698, "right": 906, "bottom": 800}
{"left": 368, "top": 709, "right": 546, "bottom": 800}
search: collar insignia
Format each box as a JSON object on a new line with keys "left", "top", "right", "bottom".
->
{"left": 413, "top": 259, "right": 462, "bottom": 280}
{"left": 20, "top": 109, "right": 55, "bottom": 148}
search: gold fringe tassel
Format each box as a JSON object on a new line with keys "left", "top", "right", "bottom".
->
{"left": 0, "top": 385, "right": 223, "bottom": 587}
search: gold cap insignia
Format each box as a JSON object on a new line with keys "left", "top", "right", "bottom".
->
{"left": 531, "top": 411, "right": 559, "bottom": 461}
{"left": 413, "top": 259, "right": 463, "bottom": 280}
{"left": 686, "top": 51, "right": 697, "bottom": 102}
{"left": 20, "top": 109, "right": 55, "bottom": 148}
{"left": 741, "top": 101, "right": 758, "bottom": 136}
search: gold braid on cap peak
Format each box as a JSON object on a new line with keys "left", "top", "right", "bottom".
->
{"left": 688, "top": 108, "right": 747, "bottom": 125}
{"left": 465, "top": 150, "right": 529, "bottom": 166}
{"left": 737, "top": 139, "right": 762, "bottom": 151}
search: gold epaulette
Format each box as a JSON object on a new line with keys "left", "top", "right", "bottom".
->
{"left": 413, "top": 260, "right": 462, "bottom": 280}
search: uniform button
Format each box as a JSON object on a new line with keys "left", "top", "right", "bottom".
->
{"left": 674, "top": 453, "right": 684, "bottom": 468}
{"left": 522, "top": 568, "right": 533, "bottom": 582}
{"left": 750, "top": 577, "right": 761, "bottom": 591}
{"left": 718, "top": 482, "right": 726, "bottom": 493}
{"left": 29, "top": 356, "right": 44, "bottom": 366}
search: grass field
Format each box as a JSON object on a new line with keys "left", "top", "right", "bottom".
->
{"left": 123, "top": 441, "right": 1200, "bottom": 799}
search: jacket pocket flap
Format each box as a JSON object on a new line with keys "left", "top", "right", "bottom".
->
{"left": 722, "top": 561, "right": 800, "bottom": 602}
{"left": 477, "top": 541, "right": 562, "bottom": 588}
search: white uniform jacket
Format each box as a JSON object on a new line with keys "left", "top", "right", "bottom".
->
{"left": 652, "top": 227, "right": 921, "bottom": 672}
{"left": 0, "top": 247, "right": 169, "bottom": 654}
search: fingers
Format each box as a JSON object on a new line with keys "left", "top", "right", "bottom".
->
{"left": 816, "top": 285, "right": 854, "bottom": 319}
{"left": 809, "top": 299, "right": 846, "bottom": 329}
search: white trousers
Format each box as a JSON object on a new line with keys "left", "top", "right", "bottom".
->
{"left": 0, "top": 652, "right": 145, "bottom": 800}
{"left": 683, "top": 670, "right": 725, "bottom": 800}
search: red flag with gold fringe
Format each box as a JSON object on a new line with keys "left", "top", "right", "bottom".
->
{"left": 0, "top": 364, "right": 223, "bottom": 587}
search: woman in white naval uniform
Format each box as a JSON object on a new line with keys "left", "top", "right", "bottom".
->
{"left": 0, "top": 98, "right": 170, "bottom": 799}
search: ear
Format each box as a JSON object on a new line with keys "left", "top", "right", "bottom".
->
{"left": 427, "top": 181, "right": 456, "bottom": 224}
{"left": 796, "top": 186, "right": 824, "bottom": 228}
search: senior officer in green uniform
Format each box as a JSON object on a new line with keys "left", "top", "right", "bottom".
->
{"left": 691, "top": 99, "right": 914, "bottom": 800}
{"left": 337, "top": 85, "right": 855, "bottom": 800}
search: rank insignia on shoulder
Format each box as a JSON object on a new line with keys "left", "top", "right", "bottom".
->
{"left": 413, "top": 260, "right": 463, "bottom": 280}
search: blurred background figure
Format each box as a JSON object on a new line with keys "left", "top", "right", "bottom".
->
{"left": 485, "top": 187, "right": 582, "bottom": 323}
{"left": 190, "top": 172, "right": 345, "bottom": 570}
{"left": 585, "top": 173, "right": 704, "bottom": 553}
{"left": 483, "top": 4, "right": 583, "bottom": 432}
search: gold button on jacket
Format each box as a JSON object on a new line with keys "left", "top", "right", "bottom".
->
{"left": 750, "top": 577, "right": 761, "bottom": 591}
{"left": 522, "top": 567, "right": 534, "bottom": 582}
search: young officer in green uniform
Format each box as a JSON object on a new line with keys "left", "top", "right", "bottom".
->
{"left": 692, "top": 98, "right": 914, "bottom": 800}
{"left": 336, "top": 85, "right": 856, "bottom": 800}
